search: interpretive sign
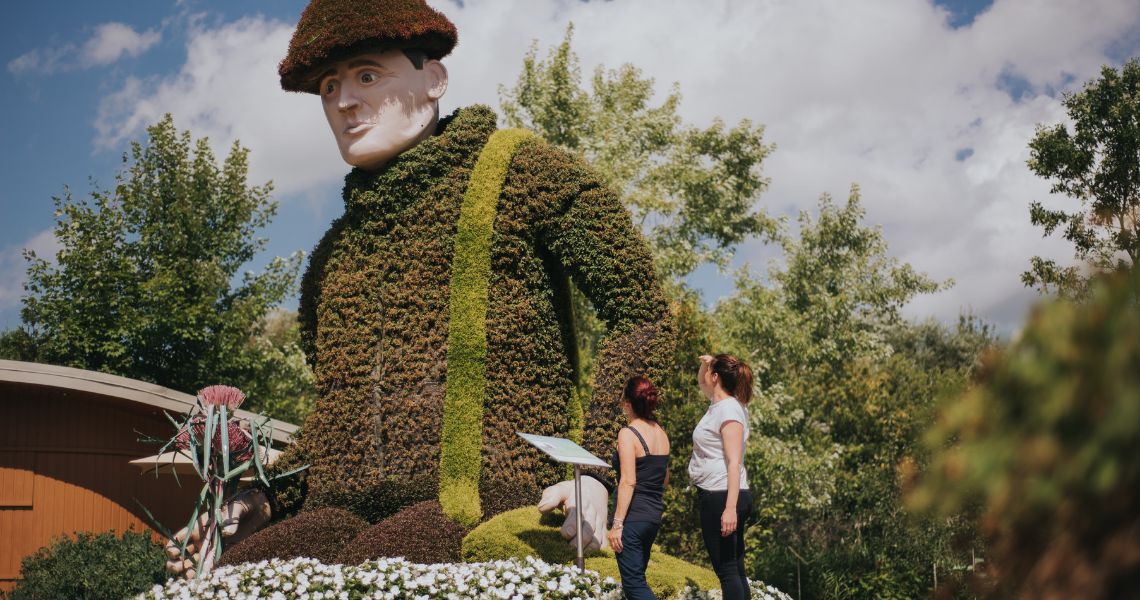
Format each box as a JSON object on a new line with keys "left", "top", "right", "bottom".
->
{"left": 517, "top": 432, "right": 609, "bottom": 569}
{"left": 517, "top": 432, "right": 609, "bottom": 468}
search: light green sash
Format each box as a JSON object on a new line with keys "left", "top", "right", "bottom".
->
{"left": 439, "top": 128, "right": 533, "bottom": 526}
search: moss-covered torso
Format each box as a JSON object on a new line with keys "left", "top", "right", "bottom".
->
{"left": 292, "top": 105, "right": 672, "bottom": 523}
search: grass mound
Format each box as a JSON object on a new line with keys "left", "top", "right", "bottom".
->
{"left": 462, "top": 506, "right": 720, "bottom": 598}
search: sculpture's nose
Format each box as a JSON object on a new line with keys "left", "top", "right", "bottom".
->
{"left": 337, "top": 84, "right": 360, "bottom": 113}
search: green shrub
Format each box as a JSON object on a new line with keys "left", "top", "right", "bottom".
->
{"left": 217, "top": 507, "right": 366, "bottom": 567}
{"left": 8, "top": 529, "right": 166, "bottom": 600}
{"left": 462, "top": 506, "right": 720, "bottom": 598}
{"left": 336, "top": 500, "right": 469, "bottom": 565}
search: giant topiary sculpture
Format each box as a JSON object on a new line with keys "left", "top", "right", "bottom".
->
{"left": 167, "top": 0, "right": 674, "bottom": 572}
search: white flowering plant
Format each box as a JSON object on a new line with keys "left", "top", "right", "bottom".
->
{"left": 676, "top": 580, "right": 794, "bottom": 600}
{"left": 138, "top": 555, "right": 623, "bottom": 600}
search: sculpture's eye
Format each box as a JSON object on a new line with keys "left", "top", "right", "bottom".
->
{"left": 359, "top": 71, "right": 377, "bottom": 84}
{"left": 322, "top": 79, "right": 337, "bottom": 96}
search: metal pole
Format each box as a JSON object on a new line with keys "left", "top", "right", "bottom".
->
{"left": 574, "top": 464, "right": 584, "bottom": 571}
{"left": 796, "top": 557, "right": 801, "bottom": 600}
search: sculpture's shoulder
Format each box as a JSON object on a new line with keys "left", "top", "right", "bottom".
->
{"left": 509, "top": 134, "right": 604, "bottom": 188}
{"left": 500, "top": 132, "right": 609, "bottom": 226}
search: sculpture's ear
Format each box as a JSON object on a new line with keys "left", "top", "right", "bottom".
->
{"left": 424, "top": 59, "right": 448, "bottom": 101}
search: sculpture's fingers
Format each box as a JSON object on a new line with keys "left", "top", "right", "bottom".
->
{"left": 165, "top": 558, "right": 184, "bottom": 574}
{"left": 537, "top": 492, "right": 562, "bottom": 513}
{"left": 170, "top": 526, "right": 189, "bottom": 545}
{"left": 538, "top": 481, "right": 574, "bottom": 512}
{"left": 220, "top": 517, "right": 242, "bottom": 537}
{"left": 560, "top": 508, "right": 578, "bottom": 541}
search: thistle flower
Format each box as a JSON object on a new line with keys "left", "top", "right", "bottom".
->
{"left": 198, "top": 385, "right": 246, "bottom": 410}
{"left": 173, "top": 415, "right": 253, "bottom": 462}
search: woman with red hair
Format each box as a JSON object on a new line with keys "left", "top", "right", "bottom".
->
{"left": 608, "top": 375, "right": 670, "bottom": 600}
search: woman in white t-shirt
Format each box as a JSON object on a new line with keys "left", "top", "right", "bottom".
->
{"left": 689, "top": 353, "right": 754, "bottom": 600}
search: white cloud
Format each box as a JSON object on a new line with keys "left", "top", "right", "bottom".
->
{"left": 80, "top": 22, "right": 161, "bottom": 68}
{"left": 0, "top": 228, "right": 60, "bottom": 311}
{"left": 7, "top": 22, "right": 160, "bottom": 75}
{"left": 442, "top": 0, "right": 1140, "bottom": 333}
{"left": 92, "top": 0, "right": 1140, "bottom": 334}
{"left": 7, "top": 46, "right": 69, "bottom": 75}
{"left": 94, "top": 16, "right": 345, "bottom": 199}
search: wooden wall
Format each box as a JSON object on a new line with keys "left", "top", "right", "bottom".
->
{"left": 0, "top": 383, "right": 200, "bottom": 592}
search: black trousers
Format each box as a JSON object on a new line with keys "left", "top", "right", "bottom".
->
{"left": 697, "top": 487, "right": 753, "bottom": 600}
{"left": 615, "top": 520, "right": 661, "bottom": 600}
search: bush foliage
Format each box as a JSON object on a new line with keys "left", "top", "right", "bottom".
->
{"left": 440, "top": 128, "right": 535, "bottom": 525}
{"left": 9, "top": 530, "right": 167, "bottom": 600}
{"left": 911, "top": 270, "right": 1140, "bottom": 598}
{"left": 218, "top": 507, "right": 366, "bottom": 567}
{"left": 336, "top": 501, "right": 469, "bottom": 566}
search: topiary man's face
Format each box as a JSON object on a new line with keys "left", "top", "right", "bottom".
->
{"left": 318, "top": 49, "right": 448, "bottom": 171}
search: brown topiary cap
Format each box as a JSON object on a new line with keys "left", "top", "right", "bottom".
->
{"left": 280, "top": 0, "right": 458, "bottom": 94}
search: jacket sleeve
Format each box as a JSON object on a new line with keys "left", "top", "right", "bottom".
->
{"left": 298, "top": 214, "right": 348, "bottom": 365}
{"left": 512, "top": 139, "right": 676, "bottom": 460}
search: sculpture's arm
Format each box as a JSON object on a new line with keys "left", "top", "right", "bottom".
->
{"left": 517, "top": 140, "right": 676, "bottom": 459}
{"left": 298, "top": 214, "right": 349, "bottom": 364}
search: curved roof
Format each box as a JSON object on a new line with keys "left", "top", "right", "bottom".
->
{"left": 0, "top": 359, "right": 297, "bottom": 444}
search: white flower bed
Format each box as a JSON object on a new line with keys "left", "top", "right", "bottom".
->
{"left": 139, "top": 556, "right": 621, "bottom": 600}
{"left": 676, "top": 580, "right": 794, "bottom": 600}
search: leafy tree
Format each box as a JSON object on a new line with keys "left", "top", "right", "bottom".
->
{"left": 0, "top": 327, "right": 37, "bottom": 361}
{"left": 1023, "top": 58, "right": 1140, "bottom": 296}
{"left": 717, "top": 186, "right": 946, "bottom": 390}
{"left": 234, "top": 308, "right": 315, "bottom": 425}
{"left": 500, "top": 24, "right": 777, "bottom": 280}
{"left": 20, "top": 115, "right": 312, "bottom": 422}
{"left": 911, "top": 269, "right": 1140, "bottom": 599}
{"left": 714, "top": 188, "right": 988, "bottom": 599}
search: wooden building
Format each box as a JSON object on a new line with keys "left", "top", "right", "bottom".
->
{"left": 0, "top": 360, "right": 296, "bottom": 593}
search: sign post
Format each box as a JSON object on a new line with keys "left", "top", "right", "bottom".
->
{"left": 517, "top": 432, "right": 609, "bottom": 571}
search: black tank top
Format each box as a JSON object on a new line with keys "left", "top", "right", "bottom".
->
{"left": 612, "top": 425, "right": 669, "bottom": 524}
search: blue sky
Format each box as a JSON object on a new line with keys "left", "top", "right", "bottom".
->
{"left": 3, "top": 0, "right": 1139, "bottom": 336}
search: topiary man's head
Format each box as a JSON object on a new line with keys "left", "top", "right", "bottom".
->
{"left": 279, "top": 0, "right": 457, "bottom": 171}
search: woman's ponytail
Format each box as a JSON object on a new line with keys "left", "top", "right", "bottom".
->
{"left": 711, "top": 354, "right": 754, "bottom": 405}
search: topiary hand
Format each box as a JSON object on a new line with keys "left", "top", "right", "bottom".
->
{"left": 537, "top": 478, "right": 610, "bottom": 552}
{"left": 164, "top": 488, "right": 272, "bottom": 578}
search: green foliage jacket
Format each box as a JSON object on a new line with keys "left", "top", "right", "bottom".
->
{"left": 281, "top": 105, "right": 672, "bottom": 523}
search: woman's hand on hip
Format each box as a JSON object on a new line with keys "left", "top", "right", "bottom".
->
{"left": 720, "top": 508, "right": 738, "bottom": 537}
